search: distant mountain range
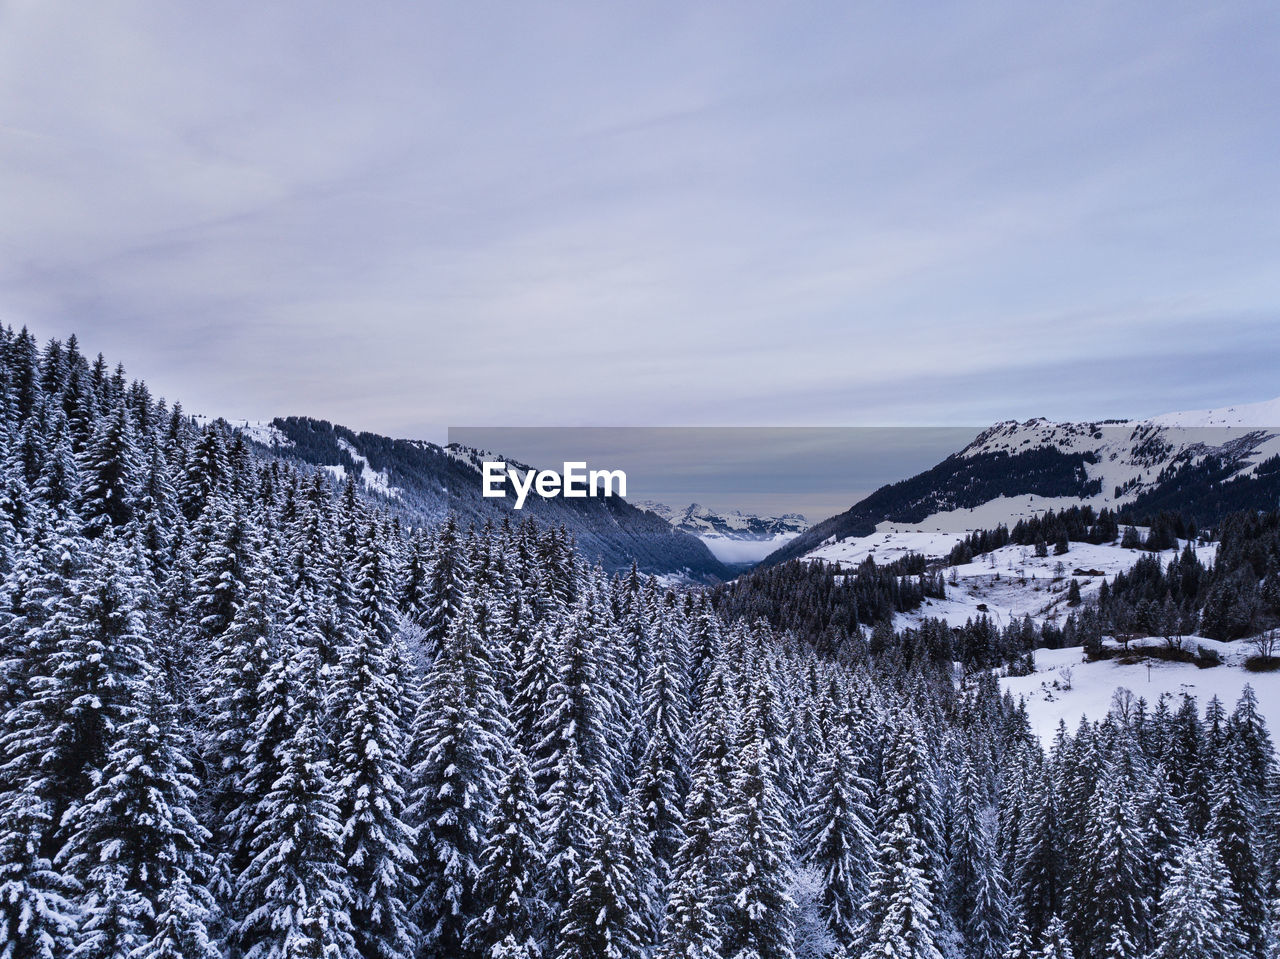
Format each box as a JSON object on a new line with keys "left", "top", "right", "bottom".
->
{"left": 223, "top": 397, "right": 1280, "bottom": 580}
{"left": 761, "top": 398, "right": 1280, "bottom": 567}
{"left": 638, "top": 501, "right": 808, "bottom": 567}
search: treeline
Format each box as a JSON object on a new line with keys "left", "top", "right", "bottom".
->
{"left": 1120, "top": 449, "right": 1280, "bottom": 527}
{"left": 1102, "top": 512, "right": 1280, "bottom": 642}
{"left": 945, "top": 506, "right": 1202, "bottom": 566}
{"left": 710, "top": 555, "right": 945, "bottom": 655}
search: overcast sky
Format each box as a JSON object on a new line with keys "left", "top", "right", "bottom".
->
{"left": 1, "top": 2, "right": 1277, "bottom": 442}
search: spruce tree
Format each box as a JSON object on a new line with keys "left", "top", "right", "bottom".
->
{"left": 1149, "top": 840, "right": 1241, "bottom": 959}
{"left": 1035, "top": 918, "right": 1075, "bottom": 959}
{"left": 1071, "top": 770, "right": 1151, "bottom": 959}
{"left": 1013, "top": 769, "right": 1062, "bottom": 942}
{"left": 464, "top": 753, "right": 549, "bottom": 959}
{"left": 719, "top": 734, "right": 796, "bottom": 959}
{"left": 800, "top": 729, "right": 873, "bottom": 945}
{"left": 408, "top": 598, "right": 508, "bottom": 957}
{"left": 0, "top": 786, "right": 78, "bottom": 959}
{"left": 134, "top": 880, "right": 222, "bottom": 959}
{"left": 235, "top": 706, "right": 354, "bottom": 959}
{"left": 204, "top": 557, "right": 281, "bottom": 910}
{"left": 9, "top": 538, "right": 150, "bottom": 843}
{"left": 554, "top": 814, "right": 647, "bottom": 959}
{"left": 656, "top": 666, "right": 738, "bottom": 959}
{"left": 333, "top": 619, "right": 417, "bottom": 959}
{"left": 629, "top": 625, "right": 691, "bottom": 889}
{"left": 1208, "top": 740, "right": 1266, "bottom": 959}
{"left": 77, "top": 404, "right": 140, "bottom": 538}
{"left": 59, "top": 682, "right": 214, "bottom": 955}
{"left": 860, "top": 813, "right": 944, "bottom": 959}
{"left": 417, "top": 517, "right": 471, "bottom": 659}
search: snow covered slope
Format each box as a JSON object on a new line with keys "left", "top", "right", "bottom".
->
{"left": 765, "top": 397, "right": 1280, "bottom": 569}
{"left": 640, "top": 502, "right": 809, "bottom": 565}
{"left": 237, "top": 416, "right": 732, "bottom": 582}
{"left": 895, "top": 537, "right": 1216, "bottom": 631}
{"left": 1001, "top": 638, "right": 1280, "bottom": 742}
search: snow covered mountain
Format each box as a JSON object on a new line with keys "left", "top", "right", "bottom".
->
{"left": 639, "top": 502, "right": 809, "bottom": 567}
{"left": 763, "top": 397, "right": 1280, "bottom": 568}
{"left": 239, "top": 416, "right": 732, "bottom": 582}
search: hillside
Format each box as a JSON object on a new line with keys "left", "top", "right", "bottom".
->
{"left": 763, "top": 399, "right": 1280, "bottom": 568}
{"left": 240, "top": 415, "right": 732, "bottom": 581}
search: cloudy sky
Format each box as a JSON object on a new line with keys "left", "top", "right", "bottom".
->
{"left": 1, "top": 1, "right": 1277, "bottom": 442}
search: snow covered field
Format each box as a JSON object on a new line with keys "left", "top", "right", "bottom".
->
{"left": 808, "top": 495, "right": 1090, "bottom": 567}
{"left": 1000, "top": 638, "right": 1280, "bottom": 741}
{"left": 829, "top": 522, "right": 1259, "bottom": 740}
{"left": 811, "top": 512, "right": 1217, "bottom": 633}
{"left": 896, "top": 539, "right": 1216, "bottom": 630}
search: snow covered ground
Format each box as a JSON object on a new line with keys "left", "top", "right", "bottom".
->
{"left": 809, "top": 495, "right": 1120, "bottom": 567}
{"left": 1146, "top": 396, "right": 1280, "bottom": 428}
{"left": 896, "top": 539, "right": 1217, "bottom": 631}
{"left": 193, "top": 416, "right": 294, "bottom": 448}
{"left": 842, "top": 524, "right": 1256, "bottom": 740}
{"left": 1000, "top": 638, "right": 1280, "bottom": 741}
{"left": 818, "top": 517, "right": 1217, "bottom": 633}
{"left": 323, "top": 438, "right": 403, "bottom": 499}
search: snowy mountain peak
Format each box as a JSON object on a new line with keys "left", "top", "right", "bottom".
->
{"left": 766, "top": 396, "right": 1280, "bottom": 570}
{"left": 1143, "top": 396, "right": 1280, "bottom": 428}
{"left": 640, "top": 501, "right": 809, "bottom": 568}
{"left": 640, "top": 501, "right": 809, "bottom": 540}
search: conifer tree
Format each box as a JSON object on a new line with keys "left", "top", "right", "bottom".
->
{"left": 77, "top": 404, "right": 140, "bottom": 538}
{"left": 333, "top": 618, "right": 417, "bottom": 959}
{"left": 554, "top": 813, "right": 647, "bottom": 959}
{"left": 800, "top": 728, "right": 873, "bottom": 945}
{"left": 1071, "top": 770, "right": 1151, "bottom": 959}
{"left": 464, "top": 753, "right": 549, "bottom": 959}
{"left": 860, "top": 813, "right": 944, "bottom": 959}
{"left": 1035, "top": 918, "right": 1075, "bottom": 959}
{"left": 417, "top": 517, "right": 471, "bottom": 659}
{"left": 0, "top": 786, "right": 78, "bottom": 959}
{"left": 1149, "top": 840, "right": 1241, "bottom": 959}
{"left": 134, "top": 880, "right": 222, "bottom": 959}
{"left": 188, "top": 496, "right": 250, "bottom": 642}
{"left": 1208, "top": 741, "right": 1267, "bottom": 959}
{"left": 719, "top": 734, "right": 796, "bottom": 959}
{"left": 630, "top": 625, "right": 691, "bottom": 888}
{"left": 950, "top": 755, "right": 989, "bottom": 930}
{"left": 656, "top": 666, "right": 738, "bottom": 959}
{"left": 204, "top": 557, "right": 281, "bottom": 904}
{"left": 876, "top": 712, "right": 943, "bottom": 892}
{"left": 408, "top": 598, "right": 508, "bottom": 957}
{"left": 178, "top": 427, "right": 227, "bottom": 523}
{"left": 235, "top": 705, "right": 353, "bottom": 959}
{"left": 59, "top": 682, "right": 215, "bottom": 956}
{"left": 7, "top": 538, "right": 150, "bottom": 842}
{"left": 540, "top": 742, "right": 606, "bottom": 930}
{"left": 967, "top": 842, "right": 1011, "bottom": 959}
{"left": 1013, "top": 767, "right": 1062, "bottom": 943}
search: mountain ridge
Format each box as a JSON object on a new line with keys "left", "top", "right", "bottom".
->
{"left": 760, "top": 398, "right": 1280, "bottom": 568}
{"left": 237, "top": 415, "right": 733, "bottom": 582}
